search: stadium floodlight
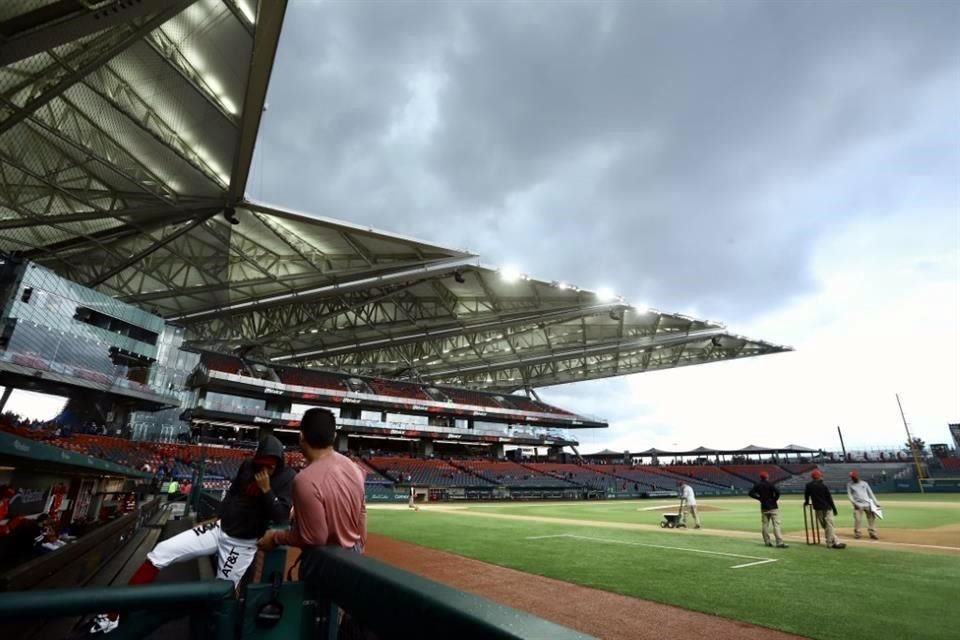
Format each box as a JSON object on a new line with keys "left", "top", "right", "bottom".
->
{"left": 595, "top": 287, "right": 616, "bottom": 302}
{"left": 500, "top": 266, "right": 523, "bottom": 283}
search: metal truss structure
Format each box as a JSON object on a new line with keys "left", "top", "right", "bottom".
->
{"left": 0, "top": 1, "right": 790, "bottom": 394}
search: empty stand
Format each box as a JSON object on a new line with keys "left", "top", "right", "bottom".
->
{"left": 367, "top": 379, "right": 430, "bottom": 401}
{"left": 498, "top": 395, "right": 573, "bottom": 416}
{"left": 454, "top": 460, "right": 573, "bottom": 487}
{"left": 276, "top": 367, "right": 346, "bottom": 391}
{"left": 366, "top": 457, "right": 491, "bottom": 487}
{"left": 433, "top": 387, "right": 504, "bottom": 409}
{"left": 523, "top": 463, "right": 617, "bottom": 489}
{"left": 663, "top": 465, "right": 748, "bottom": 489}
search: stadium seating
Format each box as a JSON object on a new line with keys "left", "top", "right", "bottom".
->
{"left": 597, "top": 466, "right": 673, "bottom": 491}
{"left": 367, "top": 379, "right": 431, "bottom": 401}
{"left": 276, "top": 367, "right": 347, "bottom": 391}
{"left": 433, "top": 387, "right": 504, "bottom": 409}
{"left": 814, "top": 463, "right": 909, "bottom": 490}
{"left": 497, "top": 395, "right": 573, "bottom": 415}
{"left": 1, "top": 419, "right": 930, "bottom": 499}
{"left": 523, "top": 463, "right": 618, "bottom": 490}
{"left": 366, "top": 457, "right": 492, "bottom": 487}
{"left": 664, "top": 465, "right": 749, "bottom": 489}
{"left": 778, "top": 463, "right": 818, "bottom": 476}
{"left": 720, "top": 464, "right": 792, "bottom": 485}
{"left": 200, "top": 352, "right": 246, "bottom": 375}
{"left": 453, "top": 460, "right": 573, "bottom": 487}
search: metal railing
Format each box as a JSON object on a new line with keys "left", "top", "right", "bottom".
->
{"left": 0, "top": 581, "right": 237, "bottom": 640}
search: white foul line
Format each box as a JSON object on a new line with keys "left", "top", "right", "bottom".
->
{"left": 729, "top": 559, "right": 778, "bottom": 569}
{"left": 525, "top": 533, "right": 778, "bottom": 569}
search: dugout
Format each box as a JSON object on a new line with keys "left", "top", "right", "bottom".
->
{"left": 0, "top": 430, "right": 151, "bottom": 578}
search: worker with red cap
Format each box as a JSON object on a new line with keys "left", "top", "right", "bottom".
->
{"left": 748, "top": 471, "right": 787, "bottom": 547}
{"left": 846, "top": 471, "right": 881, "bottom": 540}
{"left": 804, "top": 469, "right": 846, "bottom": 549}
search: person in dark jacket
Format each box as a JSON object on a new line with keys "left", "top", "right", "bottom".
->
{"left": 85, "top": 435, "right": 294, "bottom": 635}
{"left": 804, "top": 469, "right": 846, "bottom": 549}
{"left": 748, "top": 471, "right": 787, "bottom": 548}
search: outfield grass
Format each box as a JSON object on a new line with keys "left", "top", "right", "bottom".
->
{"left": 369, "top": 496, "right": 960, "bottom": 640}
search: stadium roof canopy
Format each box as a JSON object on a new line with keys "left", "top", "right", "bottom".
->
{"left": 0, "top": 1, "right": 790, "bottom": 393}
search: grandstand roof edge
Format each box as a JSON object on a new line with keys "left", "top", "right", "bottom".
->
{"left": 242, "top": 199, "right": 477, "bottom": 259}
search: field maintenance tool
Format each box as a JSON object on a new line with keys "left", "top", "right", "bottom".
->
{"left": 803, "top": 503, "right": 821, "bottom": 545}
{"left": 660, "top": 497, "right": 687, "bottom": 529}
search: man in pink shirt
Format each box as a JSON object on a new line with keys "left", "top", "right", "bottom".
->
{"left": 258, "top": 408, "right": 366, "bottom": 556}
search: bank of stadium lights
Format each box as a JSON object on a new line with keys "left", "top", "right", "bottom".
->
{"left": 595, "top": 287, "right": 617, "bottom": 302}
{"left": 498, "top": 266, "right": 527, "bottom": 283}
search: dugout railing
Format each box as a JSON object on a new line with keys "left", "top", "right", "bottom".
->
{"left": 0, "top": 537, "right": 594, "bottom": 640}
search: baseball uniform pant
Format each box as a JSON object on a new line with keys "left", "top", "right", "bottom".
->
{"left": 683, "top": 505, "right": 701, "bottom": 527}
{"left": 853, "top": 507, "right": 877, "bottom": 537}
{"left": 147, "top": 520, "right": 257, "bottom": 586}
{"left": 815, "top": 510, "right": 839, "bottom": 546}
{"left": 761, "top": 509, "right": 784, "bottom": 545}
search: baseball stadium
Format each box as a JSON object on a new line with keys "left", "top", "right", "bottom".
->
{"left": 0, "top": 3, "right": 957, "bottom": 640}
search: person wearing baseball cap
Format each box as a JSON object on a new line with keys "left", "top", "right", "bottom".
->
{"left": 748, "top": 471, "right": 787, "bottom": 547}
{"left": 804, "top": 469, "right": 846, "bottom": 549}
{"left": 85, "top": 435, "right": 295, "bottom": 635}
{"left": 847, "top": 471, "right": 881, "bottom": 540}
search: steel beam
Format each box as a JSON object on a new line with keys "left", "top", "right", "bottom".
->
{"left": 171, "top": 255, "right": 477, "bottom": 322}
{"left": 87, "top": 209, "right": 220, "bottom": 286}
{"left": 271, "top": 303, "right": 627, "bottom": 363}
{"left": 144, "top": 26, "right": 240, "bottom": 126}
{"left": 0, "top": 0, "right": 180, "bottom": 67}
{"left": 0, "top": 1, "right": 196, "bottom": 136}
{"left": 416, "top": 329, "right": 725, "bottom": 380}
{"left": 227, "top": 0, "right": 287, "bottom": 201}
{"left": 0, "top": 200, "right": 216, "bottom": 230}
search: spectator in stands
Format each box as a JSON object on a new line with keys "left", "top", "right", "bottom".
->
{"left": 258, "top": 407, "right": 366, "bottom": 563}
{"left": 846, "top": 471, "right": 881, "bottom": 540}
{"left": 748, "top": 472, "right": 787, "bottom": 548}
{"left": 678, "top": 481, "right": 701, "bottom": 528}
{"left": 804, "top": 470, "right": 846, "bottom": 549}
{"left": 84, "top": 436, "right": 294, "bottom": 635}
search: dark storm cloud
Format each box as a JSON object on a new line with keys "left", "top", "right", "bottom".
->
{"left": 253, "top": 0, "right": 959, "bottom": 321}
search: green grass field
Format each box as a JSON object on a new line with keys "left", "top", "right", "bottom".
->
{"left": 369, "top": 494, "right": 960, "bottom": 640}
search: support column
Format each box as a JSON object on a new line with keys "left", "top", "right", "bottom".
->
{"left": 0, "top": 386, "right": 12, "bottom": 412}
{"left": 493, "top": 443, "right": 505, "bottom": 460}
{"left": 335, "top": 432, "right": 349, "bottom": 453}
{"left": 340, "top": 405, "right": 361, "bottom": 420}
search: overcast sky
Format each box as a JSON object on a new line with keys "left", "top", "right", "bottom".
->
{"left": 6, "top": 0, "right": 958, "bottom": 453}
{"left": 247, "top": 0, "right": 959, "bottom": 452}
